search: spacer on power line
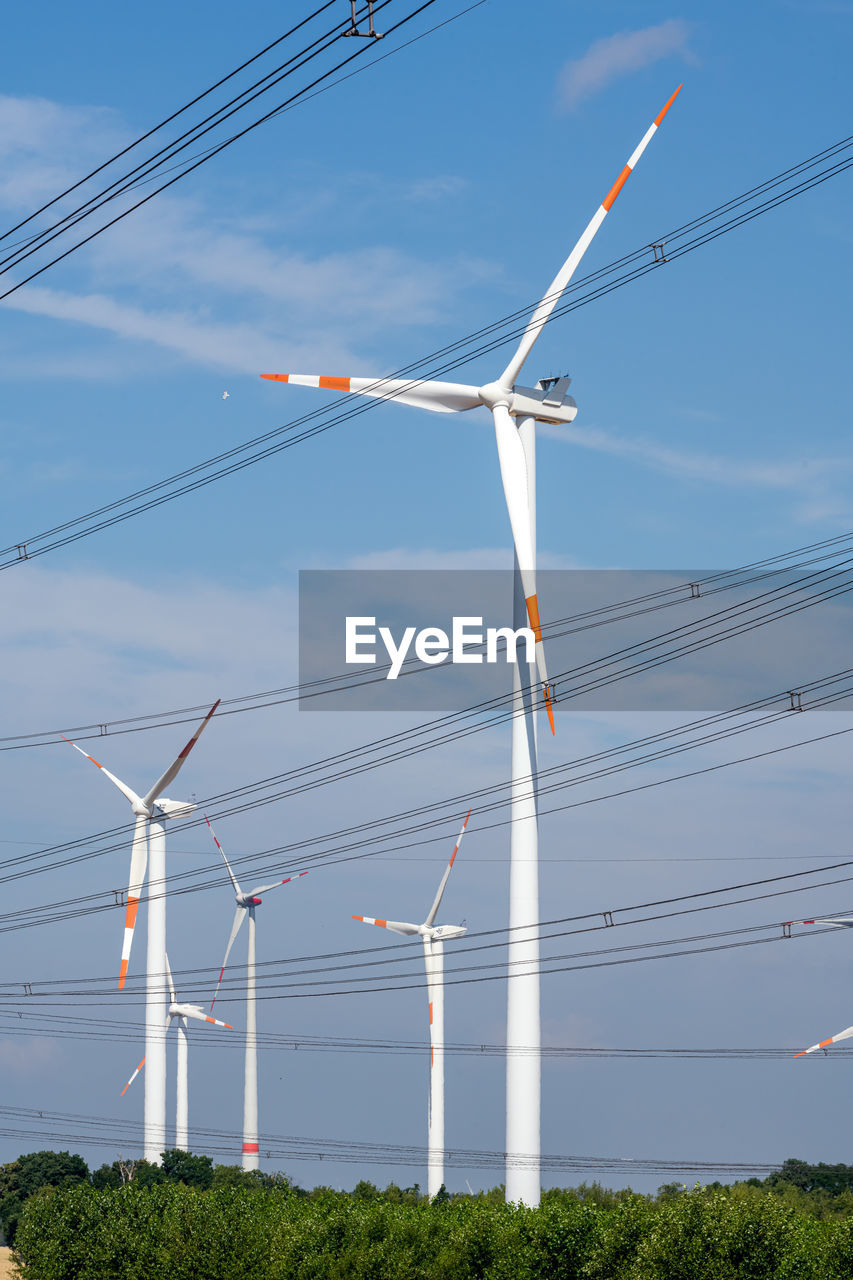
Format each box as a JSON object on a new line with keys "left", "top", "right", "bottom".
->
{"left": 344, "top": 1, "right": 383, "bottom": 37}
{"left": 650, "top": 242, "right": 668, "bottom": 263}
{"left": 603, "top": 910, "right": 615, "bottom": 927}
{"left": 782, "top": 921, "right": 792, "bottom": 938}
{"left": 788, "top": 690, "right": 804, "bottom": 712}
{"left": 689, "top": 582, "right": 701, "bottom": 599}
{"left": 16, "top": 544, "right": 28, "bottom": 561}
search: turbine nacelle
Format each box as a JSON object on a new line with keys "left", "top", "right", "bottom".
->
{"left": 478, "top": 378, "right": 578, "bottom": 426}
{"left": 153, "top": 797, "right": 196, "bottom": 821}
{"left": 236, "top": 895, "right": 263, "bottom": 907}
{"left": 427, "top": 923, "right": 467, "bottom": 941}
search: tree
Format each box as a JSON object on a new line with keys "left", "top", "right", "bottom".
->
{"left": 159, "top": 1149, "right": 214, "bottom": 1188}
{"left": 0, "top": 1150, "right": 89, "bottom": 1244}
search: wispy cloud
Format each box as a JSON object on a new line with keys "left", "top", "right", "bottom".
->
{"left": 0, "top": 95, "right": 493, "bottom": 377}
{"left": 556, "top": 20, "right": 693, "bottom": 112}
{"left": 540, "top": 421, "right": 853, "bottom": 524}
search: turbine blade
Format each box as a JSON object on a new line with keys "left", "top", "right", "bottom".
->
{"left": 60, "top": 736, "right": 143, "bottom": 807}
{"left": 260, "top": 374, "right": 482, "bottom": 415}
{"left": 210, "top": 904, "right": 247, "bottom": 1011}
{"left": 794, "top": 917, "right": 853, "bottom": 929}
{"left": 204, "top": 814, "right": 242, "bottom": 896}
{"left": 119, "top": 815, "right": 148, "bottom": 991}
{"left": 795, "top": 1024, "right": 853, "bottom": 1057}
{"left": 120, "top": 1055, "right": 145, "bottom": 1097}
{"left": 164, "top": 951, "right": 176, "bottom": 1004}
{"left": 492, "top": 405, "right": 555, "bottom": 734}
{"left": 250, "top": 871, "right": 309, "bottom": 896}
{"left": 182, "top": 1006, "right": 234, "bottom": 1029}
{"left": 141, "top": 700, "right": 220, "bottom": 808}
{"left": 424, "top": 810, "right": 471, "bottom": 927}
{"left": 352, "top": 915, "right": 420, "bottom": 936}
{"left": 499, "top": 85, "right": 682, "bottom": 387}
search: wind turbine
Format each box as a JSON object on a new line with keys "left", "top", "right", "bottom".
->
{"left": 353, "top": 810, "right": 470, "bottom": 1199}
{"left": 121, "top": 952, "right": 233, "bottom": 1150}
{"left": 205, "top": 816, "right": 308, "bottom": 1170}
{"left": 259, "top": 88, "right": 681, "bottom": 1203}
{"left": 62, "top": 700, "right": 219, "bottom": 1162}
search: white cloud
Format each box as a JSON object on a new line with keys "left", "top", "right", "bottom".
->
{"left": 0, "top": 95, "right": 494, "bottom": 377}
{"left": 540, "top": 420, "right": 852, "bottom": 496}
{"left": 4, "top": 283, "right": 363, "bottom": 374}
{"left": 556, "top": 20, "right": 693, "bottom": 112}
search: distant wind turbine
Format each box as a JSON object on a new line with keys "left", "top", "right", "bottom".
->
{"left": 205, "top": 816, "right": 308, "bottom": 1171}
{"left": 121, "top": 952, "right": 232, "bottom": 1150}
{"left": 62, "top": 701, "right": 219, "bottom": 1162}
{"left": 353, "top": 810, "right": 470, "bottom": 1199}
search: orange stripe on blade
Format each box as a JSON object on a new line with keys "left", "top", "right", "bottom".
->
{"left": 375, "top": 919, "right": 387, "bottom": 929}
{"left": 654, "top": 84, "right": 683, "bottom": 127}
{"left": 318, "top": 376, "right": 351, "bottom": 391}
{"left": 525, "top": 594, "right": 543, "bottom": 644}
{"left": 544, "top": 684, "right": 556, "bottom": 736}
{"left": 429, "top": 1001, "right": 433, "bottom": 1024}
{"left": 820, "top": 1038, "right": 834, "bottom": 1048}
{"left": 118, "top": 959, "right": 129, "bottom": 990}
{"left": 602, "top": 164, "right": 632, "bottom": 211}
{"left": 259, "top": 374, "right": 290, "bottom": 382}
{"left": 125, "top": 895, "right": 140, "bottom": 933}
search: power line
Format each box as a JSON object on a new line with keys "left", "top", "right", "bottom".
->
{"left": 2, "top": 663, "right": 852, "bottom": 944}
{"left": 0, "top": 3, "right": 340, "bottom": 250}
{"left": 2, "top": 135, "right": 851, "bottom": 569}
{"left": 0, "top": 1009, "right": 839, "bottom": 1062}
{"left": 0, "top": 0, "right": 453, "bottom": 307}
{"left": 6, "top": 524, "right": 853, "bottom": 751}
{"left": 5, "top": 538, "right": 853, "bottom": 900}
{"left": 1, "top": 860, "right": 845, "bottom": 1001}
{"left": 0, "top": 1104, "right": 785, "bottom": 1177}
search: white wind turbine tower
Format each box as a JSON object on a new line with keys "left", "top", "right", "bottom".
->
{"left": 260, "top": 87, "right": 682, "bottom": 1203}
{"left": 353, "top": 810, "right": 470, "bottom": 1199}
{"left": 63, "top": 700, "right": 219, "bottom": 1162}
{"left": 121, "top": 952, "right": 233, "bottom": 1150}
{"left": 205, "top": 816, "right": 308, "bottom": 1171}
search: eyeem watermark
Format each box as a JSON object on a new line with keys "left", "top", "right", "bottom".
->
{"left": 299, "top": 568, "right": 853, "bottom": 713}
{"left": 346, "top": 616, "right": 535, "bottom": 680}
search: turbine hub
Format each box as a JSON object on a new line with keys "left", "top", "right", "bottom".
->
{"left": 477, "top": 380, "right": 512, "bottom": 410}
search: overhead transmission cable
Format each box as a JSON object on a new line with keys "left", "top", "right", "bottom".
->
{"left": 4, "top": 558, "right": 853, "bottom": 893}
{"left": 0, "top": 0, "right": 451, "bottom": 307}
{"left": 0, "top": 1007, "right": 838, "bottom": 1063}
{"left": 6, "top": 522, "right": 853, "bottom": 751}
{"left": 0, "top": 0, "right": 341, "bottom": 250}
{"left": 2, "top": 663, "right": 853, "bottom": 939}
{"left": 0, "top": 1103, "right": 786, "bottom": 1175}
{"left": 2, "top": 135, "right": 852, "bottom": 570}
{"left": 2, "top": 853, "right": 849, "bottom": 1001}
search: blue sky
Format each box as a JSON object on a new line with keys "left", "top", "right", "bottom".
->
{"left": 1, "top": 0, "right": 852, "bottom": 1191}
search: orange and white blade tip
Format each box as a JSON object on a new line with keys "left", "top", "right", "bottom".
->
{"left": 544, "top": 684, "right": 556, "bottom": 736}
{"left": 60, "top": 734, "right": 100, "bottom": 767}
{"left": 352, "top": 915, "right": 387, "bottom": 928}
{"left": 120, "top": 1057, "right": 145, "bottom": 1096}
{"left": 449, "top": 810, "right": 471, "bottom": 867}
{"left": 260, "top": 374, "right": 352, "bottom": 392}
{"left": 178, "top": 698, "right": 220, "bottom": 759}
{"left": 601, "top": 84, "right": 682, "bottom": 212}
